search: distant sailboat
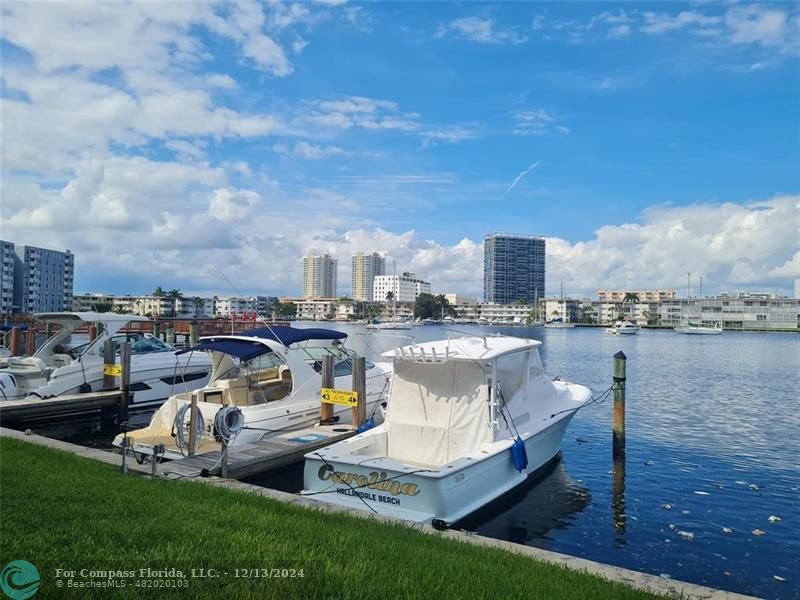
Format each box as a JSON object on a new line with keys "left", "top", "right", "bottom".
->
{"left": 544, "top": 283, "right": 576, "bottom": 329}
{"left": 675, "top": 274, "right": 722, "bottom": 335}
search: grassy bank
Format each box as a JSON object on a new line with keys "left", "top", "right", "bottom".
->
{"left": 0, "top": 438, "right": 664, "bottom": 599}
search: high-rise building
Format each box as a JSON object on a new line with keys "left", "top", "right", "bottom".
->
{"left": 373, "top": 272, "right": 431, "bottom": 303}
{"left": 303, "top": 254, "right": 337, "bottom": 298}
{"left": 484, "top": 233, "right": 545, "bottom": 304}
{"left": 351, "top": 252, "right": 385, "bottom": 301}
{"left": 7, "top": 243, "right": 74, "bottom": 313}
{"left": 0, "top": 240, "right": 16, "bottom": 315}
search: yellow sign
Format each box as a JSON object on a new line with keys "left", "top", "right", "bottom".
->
{"left": 321, "top": 388, "right": 358, "bottom": 406}
{"left": 103, "top": 364, "right": 122, "bottom": 377}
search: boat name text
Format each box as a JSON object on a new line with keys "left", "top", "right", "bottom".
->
{"left": 318, "top": 465, "right": 420, "bottom": 497}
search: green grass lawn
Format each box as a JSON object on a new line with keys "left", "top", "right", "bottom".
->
{"left": 0, "top": 437, "right": 666, "bottom": 599}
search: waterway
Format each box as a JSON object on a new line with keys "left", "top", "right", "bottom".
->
{"left": 19, "top": 324, "right": 799, "bottom": 599}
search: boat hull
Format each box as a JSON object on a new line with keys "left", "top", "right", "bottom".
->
{"left": 674, "top": 327, "right": 722, "bottom": 335}
{"left": 301, "top": 412, "right": 576, "bottom": 524}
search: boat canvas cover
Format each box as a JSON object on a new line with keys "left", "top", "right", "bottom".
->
{"left": 385, "top": 359, "right": 491, "bottom": 467}
{"left": 177, "top": 326, "right": 347, "bottom": 361}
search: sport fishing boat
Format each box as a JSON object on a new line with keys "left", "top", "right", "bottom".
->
{"left": 116, "top": 326, "right": 393, "bottom": 460}
{"left": 301, "top": 335, "right": 591, "bottom": 525}
{"left": 0, "top": 312, "right": 211, "bottom": 405}
{"left": 674, "top": 321, "right": 722, "bottom": 335}
{"left": 605, "top": 320, "right": 640, "bottom": 335}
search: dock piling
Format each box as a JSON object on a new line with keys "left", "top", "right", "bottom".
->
{"left": 152, "top": 321, "right": 160, "bottom": 340}
{"left": 189, "top": 320, "right": 199, "bottom": 346}
{"left": 165, "top": 323, "right": 175, "bottom": 345}
{"left": 102, "top": 340, "right": 116, "bottom": 391}
{"left": 9, "top": 327, "right": 20, "bottom": 356}
{"left": 613, "top": 351, "right": 627, "bottom": 457}
{"left": 320, "top": 355, "right": 335, "bottom": 423}
{"left": 352, "top": 356, "right": 367, "bottom": 429}
{"left": 88, "top": 324, "right": 97, "bottom": 342}
{"left": 188, "top": 393, "right": 198, "bottom": 457}
{"left": 26, "top": 323, "right": 35, "bottom": 356}
{"left": 119, "top": 342, "right": 131, "bottom": 424}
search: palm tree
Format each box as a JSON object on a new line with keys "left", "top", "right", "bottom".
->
{"left": 193, "top": 296, "right": 205, "bottom": 318}
{"left": 152, "top": 287, "right": 165, "bottom": 297}
{"left": 166, "top": 289, "right": 182, "bottom": 318}
{"left": 622, "top": 293, "right": 639, "bottom": 321}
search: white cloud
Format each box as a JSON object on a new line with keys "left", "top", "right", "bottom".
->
{"left": 206, "top": 73, "right": 238, "bottom": 90}
{"left": 300, "top": 96, "right": 421, "bottom": 132}
{"left": 724, "top": 5, "right": 789, "bottom": 46}
{"left": 437, "top": 17, "right": 528, "bottom": 45}
{"left": 208, "top": 188, "right": 262, "bottom": 222}
{"left": 512, "top": 109, "right": 568, "bottom": 136}
{"left": 641, "top": 10, "right": 721, "bottom": 34}
{"left": 273, "top": 141, "right": 347, "bottom": 159}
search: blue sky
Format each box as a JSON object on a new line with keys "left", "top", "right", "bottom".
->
{"left": 1, "top": 1, "right": 798, "bottom": 298}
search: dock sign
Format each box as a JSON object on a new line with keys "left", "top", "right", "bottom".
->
{"left": 321, "top": 388, "right": 358, "bottom": 406}
{"left": 103, "top": 363, "right": 122, "bottom": 377}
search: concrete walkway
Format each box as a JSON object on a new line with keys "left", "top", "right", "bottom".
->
{"left": 0, "top": 427, "right": 756, "bottom": 600}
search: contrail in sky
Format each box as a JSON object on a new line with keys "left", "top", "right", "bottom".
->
{"left": 500, "top": 160, "right": 541, "bottom": 198}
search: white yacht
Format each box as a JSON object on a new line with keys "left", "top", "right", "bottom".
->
{"left": 0, "top": 312, "right": 211, "bottom": 405}
{"left": 605, "top": 321, "right": 640, "bottom": 335}
{"left": 674, "top": 321, "right": 722, "bottom": 335}
{"left": 366, "top": 321, "right": 413, "bottom": 331}
{"left": 116, "top": 326, "right": 393, "bottom": 460}
{"left": 301, "top": 335, "right": 591, "bottom": 525}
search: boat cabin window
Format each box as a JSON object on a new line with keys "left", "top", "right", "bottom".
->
{"left": 127, "top": 335, "right": 172, "bottom": 354}
{"left": 495, "top": 352, "right": 527, "bottom": 400}
{"left": 299, "top": 346, "right": 374, "bottom": 376}
{"left": 529, "top": 349, "right": 544, "bottom": 378}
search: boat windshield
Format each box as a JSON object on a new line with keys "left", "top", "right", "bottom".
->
{"left": 298, "top": 346, "right": 375, "bottom": 376}
{"left": 67, "top": 333, "right": 174, "bottom": 356}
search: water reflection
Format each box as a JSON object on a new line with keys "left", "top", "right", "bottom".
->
{"left": 612, "top": 454, "right": 627, "bottom": 543}
{"left": 458, "top": 457, "right": 591, "bottom": 549}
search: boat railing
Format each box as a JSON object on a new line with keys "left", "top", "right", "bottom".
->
{"left": 394, "top": 345, "right": 451, "bottom": 363}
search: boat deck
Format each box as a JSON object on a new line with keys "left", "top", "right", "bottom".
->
{"left": 0, "top": 390, "right": 124, "bottom": 421}
{"left": 155, "top": 425, "right": 357, "bottom": 480}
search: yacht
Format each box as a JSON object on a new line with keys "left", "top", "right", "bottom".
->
{"left": 367, "top": 321, "right": 413, "bottom": 331}
{"left": 301, "top": 335, "right": 591, "bottom": 525}
{"left": 674, "top": 321, "right": 722, "bottom": 335}
{"left": 0, "top": 312, "right": 211, "bottom": 405}
{"left": 116, "top": 326, "right": 393, "bottom": 460}
{"left": 605, "top": 321, "right": 640, "bottom": 335}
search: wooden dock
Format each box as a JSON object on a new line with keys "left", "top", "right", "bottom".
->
{"left": 0, "top": 390, "right": 124, "bottom": 421}
{"left": 158, "top": 425, "right": 357, "bottom": 479}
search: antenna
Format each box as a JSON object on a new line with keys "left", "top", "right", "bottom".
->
{"left": 213, "top": 265, "right": 280, "bottom": 340}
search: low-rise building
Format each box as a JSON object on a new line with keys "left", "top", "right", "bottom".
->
{"left": 444, "top": 293, "right": 477, "bottom": 305}
{"left": 373, "top": 272, "right": 431, "bottom": 304}
{"left": 597, "top": 289, "right": 676, "bottom": 303}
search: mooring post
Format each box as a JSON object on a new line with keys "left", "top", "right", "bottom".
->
{"left": 613, "top": 350, "right": 627, "bottom": 457}
{"left": 165, "top": 322, "right": 175, "bottom": 345}
{"left": 188, "top": 393, "right": 198, "bottom": 457}
{"left": 152, "top": 321, "right": 161, "bottom": 339}
{"left": 45, "top": 322, "right": 53, "bottom": 338}
{"left": 120, "top": 435, "right": 129, "bottom": 475}
{"left": 320, "top": 355, "right": 335, "bottom": 423}
{"left": 352, "top": 356, "right": 367, "bottom": 429}
{"left": 221, "top": 442, "right": 229, "bottom": 479}
{"left": 119, "top": 342, "right": 131, "bottom": 424}
{"left": 102, "top": 339, "right": 116, "bottom": 391}
{"left": 9, "top": 326, "right": 20, "bottom": 356}
{"left": 88, "top": 324, "right": 98, "bottom": 343}
{"left": 189, "top": 320, "right": 199, "bottom": 346}
{"left": 26, "top": 323, "right": 36, "bottom": 356}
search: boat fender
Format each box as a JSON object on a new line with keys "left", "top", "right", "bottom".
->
{"left": 431, "top": 518, "right": 450, "bottom": 531}
{"left": 357, "top": 418, "right": 376, "bottom": 433}
{"left": 511, "top": 437, "right": 528, "bottom": 473}
{"left": 79, "top": 382, "right": 92, "bottom": 394}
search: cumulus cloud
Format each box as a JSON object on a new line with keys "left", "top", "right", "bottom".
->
{"left": 436, "top": 17, "right": 528, "bottom": 45}
{"left": 208, "top": 188, "right": 263, "bottom": 222}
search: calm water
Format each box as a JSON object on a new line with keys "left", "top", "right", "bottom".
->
{"left": 16, "top": 324, "right": 799, "bottom": 599}
{"left": 308, "top": 324, "right": 800, "bottom": 600}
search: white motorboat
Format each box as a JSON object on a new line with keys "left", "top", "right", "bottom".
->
{"left": 674, "top": 321, "right": 722, "bottom": 335}
{"left": 0, "top": 312, "right": 211, "bottom": 405}
{"left": 605, "top": 321, "right": 640, "bottom": 335}
{"left": 116, "top": 326, "right": 393, "bottom": 460}
{"left": 366, "top": 320, "right": 413, "bottom": 330}
{"left": 301, "top": 335, "right": 591, "bottom": 525}
{"left": 543, "top": 319, "right": 576, "bottom": 329}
